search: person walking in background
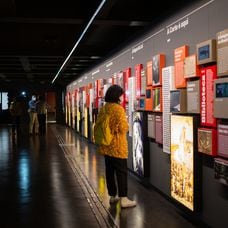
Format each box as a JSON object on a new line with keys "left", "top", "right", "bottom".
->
{"left": 36, "top": 95, "right": 49, "bottom": 135}
{"left": 95, "top": 85, "right": 136, "bottom": 208}
{"left": 28, "top": 94, "right": 39, "bottom": 135}
{"left": 9, "top": 96, "right": 22, "bottom": 134}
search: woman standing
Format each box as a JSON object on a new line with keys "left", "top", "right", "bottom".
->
{"left": 95, "top": 84, "right": 136, "bottom": 208}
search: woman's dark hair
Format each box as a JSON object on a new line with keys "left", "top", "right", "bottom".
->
{"left": 105, "top": 84, "right": 124, "bottom": 103}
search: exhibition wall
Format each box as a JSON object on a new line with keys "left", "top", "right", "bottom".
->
{"left": 66, "top": 0, "right": 228, "bottom": 227}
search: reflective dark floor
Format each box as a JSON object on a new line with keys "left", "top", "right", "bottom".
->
{"left": 0, "top": 124, "right": 200, "bottom": 228}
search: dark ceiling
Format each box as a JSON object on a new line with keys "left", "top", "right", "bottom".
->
{"left": 0, "top": 0, "right": 199, "bottom": 88}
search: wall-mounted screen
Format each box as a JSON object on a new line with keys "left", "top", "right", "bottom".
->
{"left": 139, "top": 97, "right": 145, "bottom": 110}
{"left": 216, "top": 83, "right": 228, "bottom": 98}
{"left": 214, "top": 78, "right": 228, "bottom": 119}
{"left": 196, "top": 39, "right": 216, "bottom": 65}
{"left": 198, "top": 45, "right": 210, "bottom": 60}
{"left": 146, "top": 89, "right": 151, "bottom": 98}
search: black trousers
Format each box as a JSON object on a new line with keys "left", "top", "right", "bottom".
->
{"left": 104, "top": 155, "right": 128, "bottom": 197}
{"left": 38, "top": 114, "right": 46, "bottom": 134}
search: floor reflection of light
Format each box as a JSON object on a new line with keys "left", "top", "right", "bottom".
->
{"left": 51, "top": 159, "right": 71, "bottom": 227}
{"left": 0, "top": 130, "right": 10, "bottom": 168}
{"left": 91, "top": 154, "right": 97, "bottom": 180}
{"left": 18, "top": 155, "right": 30, "bottom": 203}
{"left": 84, "top": 146, "right": 89, "bottom": 176}
{"left": 98, "top": 175, "right": 105, "bottom": 197}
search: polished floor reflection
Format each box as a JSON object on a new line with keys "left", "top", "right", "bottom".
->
{"left": 0, "top": 124, "right": 199, "bottom": 228}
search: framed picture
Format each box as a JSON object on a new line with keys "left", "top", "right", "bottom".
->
{"left": 171, "top": 115, "right": 200, "bottom": 211}
{"left": 132, "top": 111, "right": 149, "bottom": 177}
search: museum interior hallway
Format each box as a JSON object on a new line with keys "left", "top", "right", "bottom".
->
{"left": 0, "top": 124, "right": 208, "bottom": 228}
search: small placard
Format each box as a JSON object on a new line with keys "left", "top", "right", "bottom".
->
{"left": 198, "top": 128, "right": 217, "bottom": 156}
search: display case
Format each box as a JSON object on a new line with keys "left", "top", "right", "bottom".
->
{"left": 171, "top": 115, "right": 200, "bottom": 211}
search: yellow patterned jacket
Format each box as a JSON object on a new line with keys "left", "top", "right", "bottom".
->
{"left": 97, "top": 102, "right": 129, "bottom": 159}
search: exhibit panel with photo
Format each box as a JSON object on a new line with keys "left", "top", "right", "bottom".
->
{"left": 170, "top": 115, "right": 199, "bottom": 211}
{"left": 132, "top": 111, "right": 149, "bottom": 177}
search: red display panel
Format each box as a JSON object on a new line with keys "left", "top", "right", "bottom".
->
{"left": 135, "top": 64, "right": 143, "bottom": 99}
{"left": 124, "top": 67, "right": 131, "bottom": 102}
{"left": 174, "top": 45, "right": 189, "bottom": 88}
{"left": 218, "top": 124, "right": 228, "bottom": 158}
{"left": 146, "top": 61, "right": 152, "bottom": 86}
{"left": 200, "top": 65, "right": 217, "bottom": 127}
{"left": 93, "top": 81, "right": 98, "bottom": 109}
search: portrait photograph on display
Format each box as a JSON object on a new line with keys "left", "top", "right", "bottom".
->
{"left": 171, "top": 115, "right": 194, "bottom": 211}
{"left": 170, "top": 90, "right": 180, "bottom": 112}
{"left": 153, "top": 88, "right": 161, "bottom": 111}
{"left": 132, "top": 112, "right": 144, "bottom": 176}
{"left": 152, "top": 55, "right": 160, "bottom": 86}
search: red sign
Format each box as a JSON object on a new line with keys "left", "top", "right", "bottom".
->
{"left": 200, "top": 65, "right": 217, "bottom": 127}
{"left": 135, "top": 64, "right": 143, "bottom": 99}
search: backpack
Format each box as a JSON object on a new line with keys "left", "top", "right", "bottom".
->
{"left": 94, "top": 107, "right": 113, "bottom": 146}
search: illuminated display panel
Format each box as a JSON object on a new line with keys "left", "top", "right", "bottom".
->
{"left": 132, "top": 112, "right": 149, "bottom": 178}
{"left": 171, "top": 115, "right": 197, "bottom": 211}
{"left": 132, "top": 112, "right": 145, "bottom": 176}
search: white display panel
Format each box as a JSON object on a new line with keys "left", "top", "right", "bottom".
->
{"left": 89, "top": 88, "right": 93, "bottom": 122}
{"left": 2, "top": 92, "right": 8, "bottom": 110}
{"left": 162, "top": 67, "right": 172, "bottom": 153}
{"left": 128, "top": 77, "right": 136, "bottom": 137}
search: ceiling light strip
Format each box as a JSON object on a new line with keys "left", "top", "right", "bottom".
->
{"left": 52, "top": 0, "right": 106, "bottom": 84}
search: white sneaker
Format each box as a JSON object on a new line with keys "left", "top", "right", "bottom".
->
{"left": 109, "top": 196, "right": 120, "bottom": 204}
{"left": 120, "top": 197, "right": 136, "bottom": 208}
